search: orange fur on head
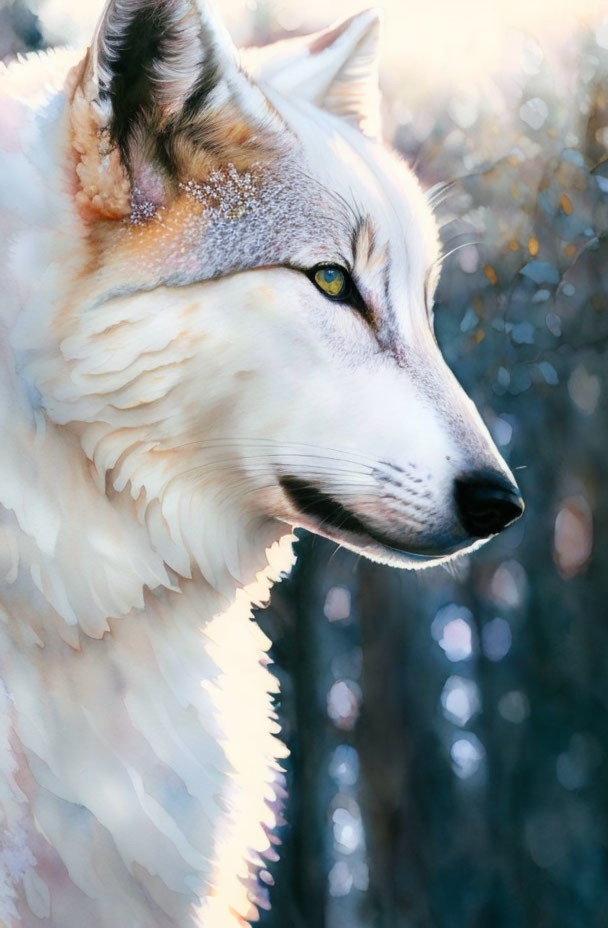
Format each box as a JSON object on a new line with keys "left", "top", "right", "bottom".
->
{"left": 170, "top": 101, "right": 278, "bottom": 178}
{"left": 70, "top": 76, "right": 277, "bottom": 224}
{"left": 70, "top": 64, "right": 131, "bottom": 222}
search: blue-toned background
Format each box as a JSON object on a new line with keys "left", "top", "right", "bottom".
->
{"left": 3, "top": 2, "right": 607, "bottom": 924}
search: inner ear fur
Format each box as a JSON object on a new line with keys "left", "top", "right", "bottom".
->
{"left": 96, "top": 0, "right": 225, "bottom": 154}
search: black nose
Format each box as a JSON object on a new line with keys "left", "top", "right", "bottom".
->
{"left": 454, "top": 471, "right": 524, "bottom": 538}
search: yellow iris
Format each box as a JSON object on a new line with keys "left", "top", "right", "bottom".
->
{"left": 314, "top": 266, "right": 346, "bottom": 298}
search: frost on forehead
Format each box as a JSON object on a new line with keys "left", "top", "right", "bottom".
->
{"left": 128, "top": 164, "right": 261, "bottom": 226}
{"left": 122, "top": 159, "right": 352, "bottom": 286}
{"left": 178, "top": 165, "right": 260, "bottom": 223}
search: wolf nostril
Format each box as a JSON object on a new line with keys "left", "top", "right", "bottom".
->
{"left": 454, "top": 471, "right": 525, "bottom": 538}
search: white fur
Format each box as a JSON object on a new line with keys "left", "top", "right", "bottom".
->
{"left": 242, "top": 9, "right": 383, "bottom": 136}
{"left": 0, "top": 5, "right": 517, "bottom": 927}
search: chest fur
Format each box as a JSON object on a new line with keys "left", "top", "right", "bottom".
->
{"left": 0, "top": 580, "right": 286, "bottom": 928}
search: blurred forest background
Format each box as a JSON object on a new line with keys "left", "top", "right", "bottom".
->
{"left": 2, "top": 0, "right": 608, "bottom": 925}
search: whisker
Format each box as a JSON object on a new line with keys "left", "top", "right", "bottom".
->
{"left": 426, "top": 180, "right": 458, "bottom": 208}
{"left": 437, "top": 238, "right": 481, "bottom": 266}
{"left": 164, "top": 436, "right": 399, "bottom": 470}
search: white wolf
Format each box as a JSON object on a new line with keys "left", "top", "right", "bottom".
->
{"left": 0, "top": 0, "right": 523, "bottom": 925}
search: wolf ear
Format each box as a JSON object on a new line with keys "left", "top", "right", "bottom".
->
{"left": 241, "top": 10, "right": 383, "bottom": 138}
{"left": 72, "top": 0, "right": 274, "bottom": 220}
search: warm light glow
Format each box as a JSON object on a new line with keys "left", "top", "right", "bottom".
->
{"left": 194, "top": 538, "right": 294, "bottom": 927}
{"left": 40, "top": 0, "right": 608, "bottom": 93}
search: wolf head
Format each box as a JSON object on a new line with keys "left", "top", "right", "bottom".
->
{"left": 41, "top": 0, "right": 523, "bottom": 578}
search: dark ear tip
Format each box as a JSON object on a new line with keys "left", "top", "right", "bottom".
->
{"left": 93, "top": 0, "right": 223, "bottom": 158}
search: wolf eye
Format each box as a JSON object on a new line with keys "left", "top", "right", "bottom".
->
{"left": 306, "top": 264, "right": 367, "bottom": 317}
{"left": 313, "top": 265, "right": 347, "bottom": 298}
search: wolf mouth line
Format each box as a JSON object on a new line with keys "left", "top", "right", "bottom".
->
{"left": 280, "top": 473, "right": 456, "bottom": 559}
{"left": 280, "top": 472, "right": 523, "bottom": 562}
